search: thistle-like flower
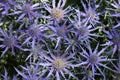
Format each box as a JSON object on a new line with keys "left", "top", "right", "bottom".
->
{"left": 72, "top": 12, "right": 99, "bottom": 42}
{"left": 43, "top": 0, "right": 73, "bottom": 22}
{"left": 38, "top": 47, "right": 78, "bottom": 80}
{"left": 9, "top": 0, "right": 41, "bottom": 21}
{"left": 103, "top": 28, "right": 120, "bottom": 56}
{"left": 0, "top": 0, "right": 16, "bottom": 14}
{"left": 47, "top": 20, "right": 73, "bottom": 48}
{"left": 75, "top": 43, "right": 114, "bottom": 79}
{"left": 0, "top": 24, "right": 24, "bottom": 57}
{"left": 65, "top": 34, "right": 80, "bottom": 52}
{"left": 15, "top": 63, "right": 48, "bottom": 80}
{"left": 22, "top": 20, "right": 48, "bottom": 49}
{"left": 80, "top": 0, "right": 101, "bottom": 25}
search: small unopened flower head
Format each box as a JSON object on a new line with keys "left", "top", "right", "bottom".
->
{"left": 48, "top": 20, "right": 73, "bottom": 48}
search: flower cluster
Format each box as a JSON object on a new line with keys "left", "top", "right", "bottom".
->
{"left": 0, "top": 0, "right": 120, "bottom": 80}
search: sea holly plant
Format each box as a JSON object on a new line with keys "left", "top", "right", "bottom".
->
{"left": 22, "top": 19, "right": 48, "bottom": 50}
{"left": 0, "top": 0, "right": 16, "bottom": 15}
{"left": 38, "top": 46, "right": 79, "bottom": 80}
{"left": 15, "top": 62, "right": 49, "bottom": 80}
{"left": 9, "top": 0, "right": 41, "bottom": 22}
{"left": 75, "top": 43, "right": 116, "bottom": 79}
{"left": 0, "top": 24, "right": 26, "bottom": 57}
{"left": 103, "top": 28, "right": 120, "bottom": 56}
{"left": 80, "top": 0, "right": 102, "bottom": 26}
{"left": 43, "top": 0, "right": 73, "bottom": 22}
{"left": 0, "top": 0, "right": 120, "bottom": 80}
{"left": 70, "top": 10, "right": 99, "bottom": 43}
{"left": 47, "top": 19, "right": 73, "bottom": 48}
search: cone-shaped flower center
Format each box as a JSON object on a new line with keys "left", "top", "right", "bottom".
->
{"left": 29, "top": 27, "right": 39, "bottom": 37}
{"left": 78, "top": 27, "right": 89, "bottom": 38}
{"left": 112, "top": 34, "right": 120, "bottom": 45}
{"left": 57, "top": 27, "right": 66, "bottom": 37}
{"left": 89, "top": 54, "right": 98, "bottom": 64}
{"left": 110, "top": 30, "right": 120, "bottom": 46}
{"left": 53, "top": 58, "right": 66, "bottom": 70}
{"left": 88, "top": 10, "right": 95, "bottom": 19}
{"left": 4, "top": 37, "right": 15, "bottom": 47}
{"left": 22, "top": 4, "right": 31, "bottom": 13}
{"left": 51, "top": 8, "right": 64, "bottom": 21}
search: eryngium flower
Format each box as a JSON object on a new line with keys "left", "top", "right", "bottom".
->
{"left": 103, "top": 29, "right": 120, "bottom": 56}
{"left": 9, "top": 0, "right": 41, "bottom": 21}
{"left": 80, "top": 0, "right": 101, "bottom": 25}
{"left": 15, "top": 63, "right": 49, "bottom": 80}
{"left": 38, "top": 48, "right": 78, "bottom": 80}
{"left": 0, "top": 0, "right": 16, "bottom": 14}
{"left": 75, "top": 43, "right": 114, "bottom": 79}
{"left": 65, "top": 34, "right": 80, "bottom": 52}
{"left": 43, "top": 0, "right": 72, "bottom": 21}
{"left": 47, "top": 20, "right": 73, "bottom": 48}
{"left": 70, "top": 10, "right": 99, "bottom": 42}
{"left": 22, "top": 20, "right": 48, "bottom": 49}
{"left": 0, "top": 24, "right": 23, "bottom": 57}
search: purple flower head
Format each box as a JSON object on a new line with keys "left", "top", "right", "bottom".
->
{"left": 80, "top": 0, "right": 102, "bottom": 25}
{"left": 47, "top": 20, "right": 73, "bottom": 48}
{"left": 75, "top": 22, "right": 98, "bottom": 42}
{"left": 22, "top": 20, "right": 48, "bottom": 49}
{"left": 0, "top": 0, "right": 16, "bottom": 15}
{"left": 38, "top": 47, "right": 78, "bottom": 80}
{"left": 75, "top": 43, "right": 115, "bottom": 79}
{"left": 15, "top": 63, "right": 49, "bottom": 80}
{"left": 69, "top": 10, "right": 99, "bottom": 42}
{"left": 43, "top": 0, "right": 73, "bottom": 22}
{"left": 65, "top": 34, "right": 80, "bottom": 52}
{"left": 0, "top": 24, "right": 24, "bottom": 57}
{"left": 103, "top": 29, "right": 120, "bottom": 56}
{"left": 9, "top": 0, "right": 41, "bottom": 21}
